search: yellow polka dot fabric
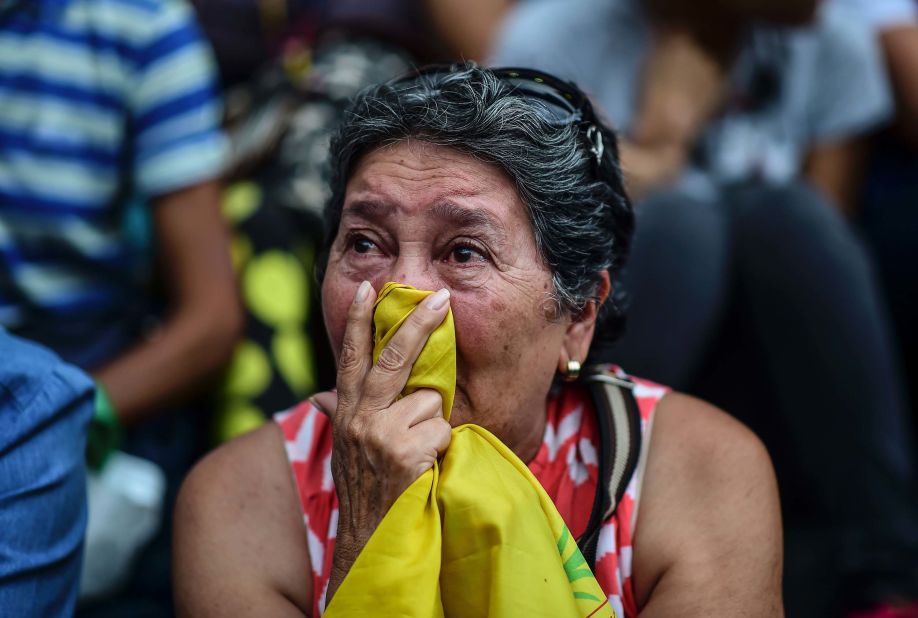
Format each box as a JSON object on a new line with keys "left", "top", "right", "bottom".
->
{"left": 212, "top": 181, "right": 318, "bottom": 444}
{"left": 244, "top": 251, "right": 309, "bottom": 327}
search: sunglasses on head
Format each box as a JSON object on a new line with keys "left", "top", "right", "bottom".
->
{"left": 392, "top": 65, "right": 606, "bottom": 166}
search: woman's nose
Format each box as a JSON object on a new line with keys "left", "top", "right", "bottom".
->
{"left": 384, "top": 256, "right": 444, "bottom": 293}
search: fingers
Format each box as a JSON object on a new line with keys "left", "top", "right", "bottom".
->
{"left": 390, "top": 389, "right": 443, "bottom": 428}
{"left": 360, "top": 288, "right": 451, "bottom": 411}
{"left": 335, "top": 281, "right": 376, "bottom": 407}
{"left": 312, "top": 391, "right": 338, "bottom": 418}
{"left": 386, "top": 415, "right": 451, "bottom": 483}
{"left": 409, "top": 417, "right": 452, "bottom": 459}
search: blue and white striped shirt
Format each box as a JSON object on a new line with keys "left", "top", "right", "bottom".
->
{"left": 0, "top": 0, "right": 227, "bottom": 335}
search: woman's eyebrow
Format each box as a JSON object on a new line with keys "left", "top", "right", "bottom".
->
{"left": 342, "top": 199, "right": 395, "bottom": 222}
{"left": 429, "top": 201, "right": 507, "bottom": 242}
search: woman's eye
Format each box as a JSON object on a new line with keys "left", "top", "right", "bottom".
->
{"left": 449, "top": 244, "right": 487, "bottom": 264}
{"left": 351, "top": 236, "right": 379, "bottom": 254}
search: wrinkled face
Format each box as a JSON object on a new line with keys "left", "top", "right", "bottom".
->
{"left": 321, "top": 141, "right": 577, "bottom": 458}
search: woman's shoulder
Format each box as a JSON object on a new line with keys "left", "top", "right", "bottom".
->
{"left": 652, "top": 391, "right": 772, "bottom": 465}
{"left": 177, "top": 403, "right": 323, "bottom": 518}
{"left": 647, "top": 393, "right": 777, "bottom": 504}
{"left": 173, "top": 414, "right": 315, "bottom": 615}
{"left": 177, "top": 419, "right": 295, "bottom": 509}
{"left": 630, "top": 391, "right": 783, "bottom": 612}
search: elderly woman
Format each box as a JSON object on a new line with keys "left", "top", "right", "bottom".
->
{"left": 174, "top": 65, "right": 781, "bottom": 616}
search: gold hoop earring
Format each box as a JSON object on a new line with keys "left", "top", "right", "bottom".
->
{"left": 563, "top": 359, "right": 581, "bottom": 382}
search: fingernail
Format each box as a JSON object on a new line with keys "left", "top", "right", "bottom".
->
{"left": 425, "top": 288, "right": 450, "bottom": 310}
{"left": 354, "top": 281, "right": 371, "bottom": 304}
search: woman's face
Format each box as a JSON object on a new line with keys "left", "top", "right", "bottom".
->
{"left": 321, "top": 141, "right": 594, "bottom": 458}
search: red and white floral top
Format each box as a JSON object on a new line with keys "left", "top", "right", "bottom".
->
{"left": 275, "top": 367, "right": 667, "bottom": 618}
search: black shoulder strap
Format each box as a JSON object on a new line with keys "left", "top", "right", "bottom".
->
{"left": 576, "top": 367, "right": 643, "bottom": 569}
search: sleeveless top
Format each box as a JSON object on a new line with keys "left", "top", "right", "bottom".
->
{"left": 275, "top": 367, "right": 667, "bottom": 618}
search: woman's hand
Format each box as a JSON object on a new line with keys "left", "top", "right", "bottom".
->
{"left": 315, "top": 281, "right": 453, "bottom": 604}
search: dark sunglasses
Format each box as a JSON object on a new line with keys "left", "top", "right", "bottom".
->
{"left": 392, "top": 65, "right": 606, "bottom": 166}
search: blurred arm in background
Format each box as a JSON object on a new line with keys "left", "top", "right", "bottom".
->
{"left": 803, "top": 139, "right": 870, "bottom": 218}
{"left": 94, "top": 181, "right": 242, "bottom": 426}
{"left": 878, "top": 24, "right": 918, "bottom": 147}
{"left": 802, "top": 1, "right": 897, "bottom": 216}
{"left": 621, "top": 28, "right": 731, "bottom": 200}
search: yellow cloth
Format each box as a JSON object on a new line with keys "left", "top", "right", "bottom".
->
{"left": 325, "top": 282, "right": 614, "bottom": 618}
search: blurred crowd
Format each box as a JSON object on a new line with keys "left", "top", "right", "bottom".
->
{"left": 1, "top": 0, "right": 917, "bottom": 616}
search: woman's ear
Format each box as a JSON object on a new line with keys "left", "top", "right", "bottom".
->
{"left": 557, "top": 271, "right": 611, "bottom": 373}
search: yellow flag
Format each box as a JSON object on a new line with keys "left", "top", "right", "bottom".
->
{"left": 325, "top": 282, "right": 614, "bottom": 618}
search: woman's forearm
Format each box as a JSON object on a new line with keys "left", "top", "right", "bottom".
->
{"left": 325, "top": 474, "right": 392, "bottom": 604}
{"left": 327, "top": 529, "right": 363, "bottom": 605}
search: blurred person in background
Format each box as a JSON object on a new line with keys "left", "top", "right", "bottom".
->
{"left": 0, "top": 0, "right": 241, "bottom": 614}
{"left": 829, "top": 0, "right": 918, "bottom": 148}
{"left": 491, "top": 0, "right": 918, "bottom": 615}
{"left": 0, "top": 328, "right": 94, "bottom": 617}
{"left": 830, "top": 0, "right": 918, "bottom": 441}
